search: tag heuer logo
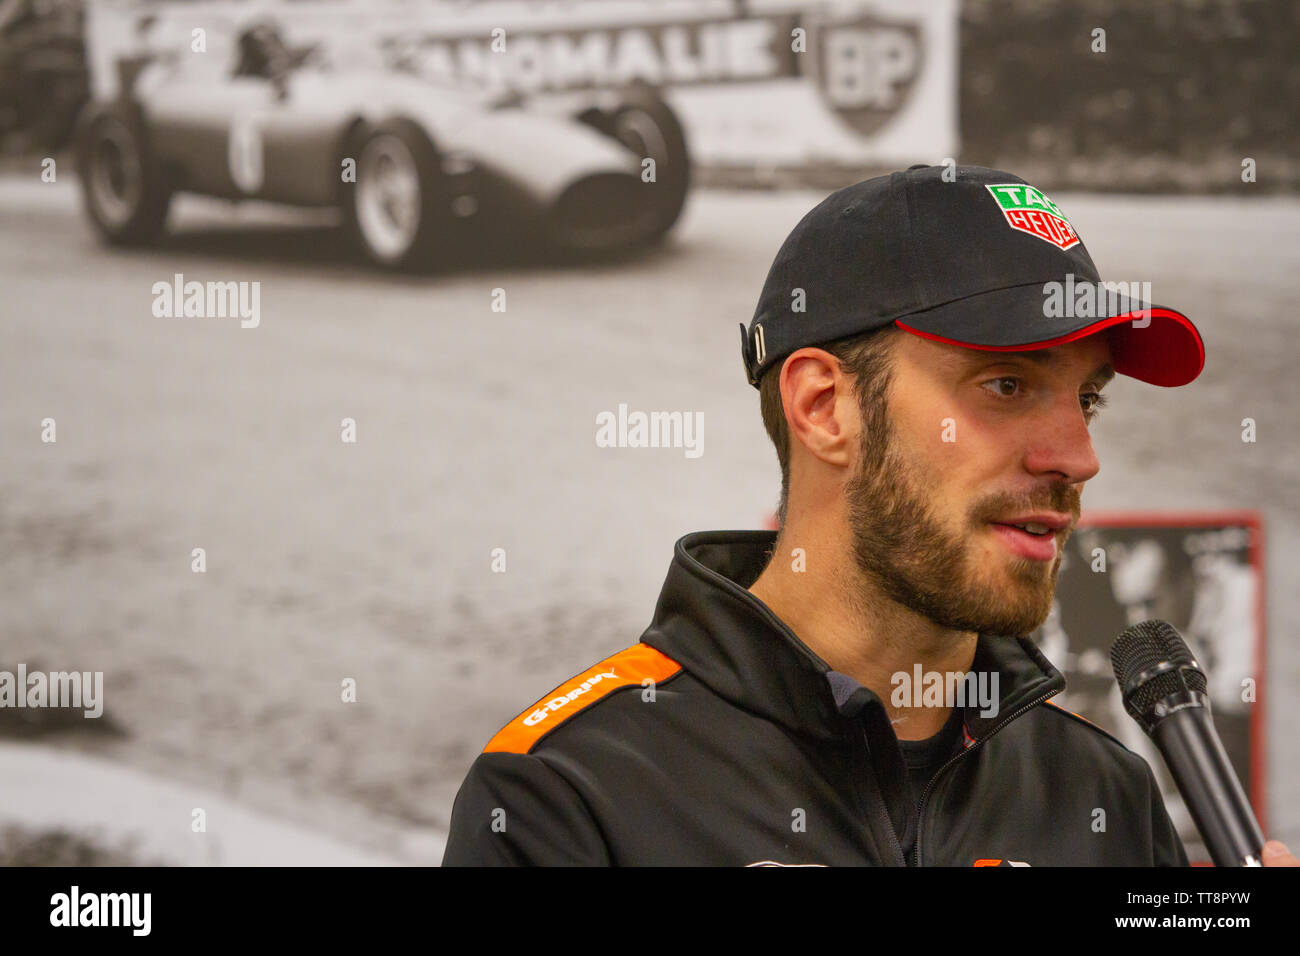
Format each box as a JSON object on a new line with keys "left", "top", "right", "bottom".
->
{"left": 985, "top": 184, "right": 1080, "bottom": 250}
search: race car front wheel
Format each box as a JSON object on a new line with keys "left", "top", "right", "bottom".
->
{"left": 344, "top": 119, "right": 450, "bottom": 271}
{"left": 76, "top": 104, "right": 171, "bottom": 245}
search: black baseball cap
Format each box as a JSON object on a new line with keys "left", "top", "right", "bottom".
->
{"left": 740, "top": 164, "right": 1205, "bottom": 389}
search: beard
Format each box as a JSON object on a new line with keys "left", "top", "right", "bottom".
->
{"left": 845, "top": 410, "right": 1079, "bottom": 638}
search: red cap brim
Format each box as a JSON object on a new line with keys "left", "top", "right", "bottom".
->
{"left": 897, "top": 307, "right": 1205, "bottom": 387}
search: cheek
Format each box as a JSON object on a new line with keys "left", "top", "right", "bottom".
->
{"left": 926, "top": 416, "right": 1026, "bottom": 527}
{"left": 928, "top": 410, "right": 1018, "bottom": 477}
{"left": 894, "top": 387, "right": 1022, "bottom": 499}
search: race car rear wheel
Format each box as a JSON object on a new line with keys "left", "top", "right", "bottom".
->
{"left": 344, "top": 119, "right": 450, "bottom": 271}
{"left": 76, "top": 104, "right": 171, "bottom": 245}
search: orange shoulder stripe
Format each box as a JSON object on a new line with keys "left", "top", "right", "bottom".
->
{"left": 1044, "top": 697, "right": 1098, "bottom": 728}
{"left": 1043, "top": 698, "right": 1131, "bottom": 750}
{"left": 483, "top": 643, "right": 682, "bottom": 754}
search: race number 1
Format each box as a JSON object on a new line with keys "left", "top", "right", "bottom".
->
{"left": 229, "top": 118, "right": 264, "bottom": 193}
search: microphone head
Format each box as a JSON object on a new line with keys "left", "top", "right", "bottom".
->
{"left": 1110, "top": 619, "right": 1209, "bottom": 732}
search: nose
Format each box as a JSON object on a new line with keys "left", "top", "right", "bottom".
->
{"left": 1022, "top": 393, "right": 1101, "bottom": 486}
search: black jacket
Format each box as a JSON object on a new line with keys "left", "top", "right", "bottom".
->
{"left": 442, "top": 530, "right": 1188, "bottom": 866}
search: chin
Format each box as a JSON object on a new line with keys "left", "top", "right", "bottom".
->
{"left": 979, "top": 578, "right": 1056, "bottom": 636}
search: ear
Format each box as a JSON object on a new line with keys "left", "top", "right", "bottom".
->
{"left": 780, "top": 348, "right": 858, "bottom": 469}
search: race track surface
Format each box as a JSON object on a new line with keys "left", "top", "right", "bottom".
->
{"left": 2, "top": 177, "right": 1297, "bottom": 860}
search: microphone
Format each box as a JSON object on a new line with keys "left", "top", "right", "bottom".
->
{"left": 1110, "top": 619, "right": 1264, "bottom": 867}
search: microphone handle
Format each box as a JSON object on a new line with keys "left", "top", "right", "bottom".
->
{"left": 1152, "top": 707, "right": 1264, "bottom": 866}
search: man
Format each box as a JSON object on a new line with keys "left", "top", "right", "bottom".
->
{"left": 443, "top": 164, "right": 1294, "bottom": 866}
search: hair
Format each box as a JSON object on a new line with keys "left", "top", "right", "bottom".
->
{"left": 758, "top": 323, "right": 903, "bottom": 529}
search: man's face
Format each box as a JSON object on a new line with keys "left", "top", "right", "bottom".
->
{"left": 845, "top": 330, "right": 1115, "bottom": 637}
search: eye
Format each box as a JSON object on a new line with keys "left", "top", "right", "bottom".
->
{"left": 1081, "top": 391, "right": 1109, "bottom": 422}
{"left": 981, "top": 376, "right": 1021, "bottom": 398}
{"left": 982, "top": 378, "right": 1109, "bottom": 422}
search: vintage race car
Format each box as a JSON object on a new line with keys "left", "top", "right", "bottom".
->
{"left": 74, "top": 20, "right": 690, "bottom": 269}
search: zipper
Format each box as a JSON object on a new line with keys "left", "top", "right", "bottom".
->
{"left": 680, "top": 534, "right": 1060, "bottom": 866}
{"left": 860, "top": 725, "right": 908, "bottom": 867}
{"left": 912, "top": 687, "right": 1059, "bottom": 866}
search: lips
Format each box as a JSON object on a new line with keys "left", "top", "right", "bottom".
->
{"left": 988, "top": 517, "right": 1069, "bottom": 562}
{"left": 1000, "top": 520, "right": 1053, "bottom": 536}
{"left": 993, "top": 513, "right": 1072, "bottom": 534}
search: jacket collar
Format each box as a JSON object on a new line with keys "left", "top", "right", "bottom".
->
{"left": 639, "top": 530, "right": 1066, "bottom": 742}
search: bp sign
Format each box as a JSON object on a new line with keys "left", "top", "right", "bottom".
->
{"left": 806, "top": 11, "right": 924, "bottom": 137}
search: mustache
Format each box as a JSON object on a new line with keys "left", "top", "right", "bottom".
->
{"left": 975, "top": 486, "right": 1081, "bottom": 525}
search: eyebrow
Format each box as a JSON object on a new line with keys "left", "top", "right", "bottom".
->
{"left": 1089, "top": 362, "right": 1116, "bottom": 388}
{"left": 972, "top": 351, "right": 1116, "bottom": 388}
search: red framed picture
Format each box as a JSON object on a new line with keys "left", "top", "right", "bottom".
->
{"left": 1038, "top": 511, "right": 1267, "bottom": 865}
